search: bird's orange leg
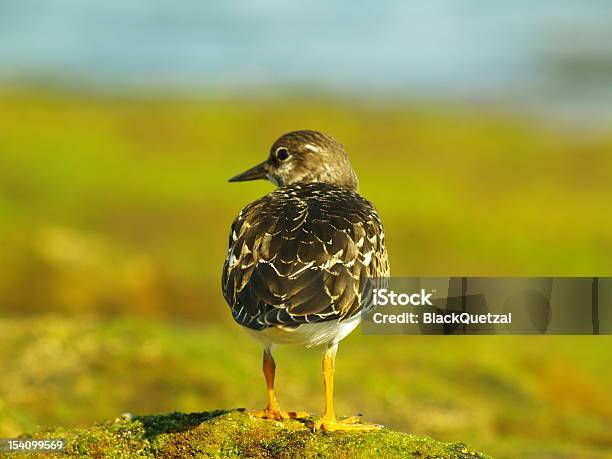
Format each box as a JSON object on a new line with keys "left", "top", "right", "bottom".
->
{"left": 249, "top": 348, "right": 309, "bottom": 421}
{"left": 315, "top": 343, "right": 382, "bottom": 432}
{"left": 249, "top": 348, "right": 284, "bottom": 420}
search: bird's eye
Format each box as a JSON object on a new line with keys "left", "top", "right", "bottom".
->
{"left": 276, "top": 147, "right": 290, "bottom": 161}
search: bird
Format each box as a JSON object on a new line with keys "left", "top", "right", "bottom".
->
{"left": 221, "top": 130, "right": 389, "bottom": 431}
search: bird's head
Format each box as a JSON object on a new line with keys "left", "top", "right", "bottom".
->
{"left": 229, "top": 130, "right": 359, "bottom": 192}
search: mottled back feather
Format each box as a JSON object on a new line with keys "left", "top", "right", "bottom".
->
{"left": 222, "top": 182, "right": 389, "bottom": 330}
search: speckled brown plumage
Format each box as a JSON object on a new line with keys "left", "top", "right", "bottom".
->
{"left": 222, "top": 182, "right": 389, "bottom": 330}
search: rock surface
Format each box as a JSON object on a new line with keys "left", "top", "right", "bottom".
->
{"left": 18, "top": 409, "right": 491, "bottom": 458}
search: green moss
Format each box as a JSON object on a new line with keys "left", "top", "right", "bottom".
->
{"left": 16, "top": 410, "right": 491, "bottom": 458}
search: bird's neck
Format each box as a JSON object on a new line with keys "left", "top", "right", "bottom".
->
{"left": 292, "top": 168, "right": 359, "bottom": 192}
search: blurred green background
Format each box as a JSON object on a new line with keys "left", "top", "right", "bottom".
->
{"left": 1, "top": 2, "right": 612, "bottom": 458}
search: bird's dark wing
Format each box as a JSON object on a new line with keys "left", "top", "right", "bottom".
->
{"left": 222, "top": 184, "right": 389, "bottom": 330}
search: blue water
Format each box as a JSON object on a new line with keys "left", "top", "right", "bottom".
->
{"left": 1, "top": 1, "right": 611, "bottom": 119}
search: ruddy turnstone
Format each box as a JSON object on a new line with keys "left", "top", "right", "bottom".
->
{"left": 221, "top": 130, "right": 389, "bottom": 431}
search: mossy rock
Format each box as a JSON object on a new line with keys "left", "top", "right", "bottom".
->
{"left": 13, "top": 409, "right": 491, "bottom": 458}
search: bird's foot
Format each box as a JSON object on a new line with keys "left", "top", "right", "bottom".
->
{"left": 248, "top": 408, "right": 311, "bottom": 421}
{"left": 314, "top": 415, "right": 383, "bottom": 432}
{"left": 248, "top": 408, "right": 285, "bottom": 421}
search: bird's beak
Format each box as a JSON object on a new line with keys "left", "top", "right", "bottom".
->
{"left": 228, "top": 160, "right": 269, "bottom": 183}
